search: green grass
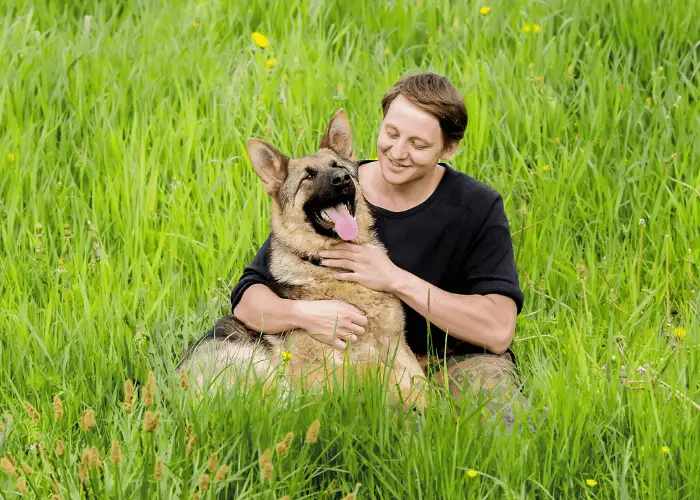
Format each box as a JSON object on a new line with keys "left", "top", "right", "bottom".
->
{"left": 1, "top": 0, "right": 699, "bottom": 497}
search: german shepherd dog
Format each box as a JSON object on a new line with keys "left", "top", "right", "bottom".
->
{"left": 176, "top": 109, "right": 426, "bottom": 409}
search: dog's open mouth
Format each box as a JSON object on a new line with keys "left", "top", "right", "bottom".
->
{"left": 312, "top": 199, "right": 358, "bottom": 241}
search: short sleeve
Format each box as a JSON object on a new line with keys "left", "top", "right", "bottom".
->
{"left": 230, "top": 236, "right": 274, "bottom": 312}
{"left": 462, "top": 195, "right": 525, "bottom": 314}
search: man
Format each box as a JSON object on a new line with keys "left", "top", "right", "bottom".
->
{"left": 231, "top": 72, "right": 529, "bottom": 427}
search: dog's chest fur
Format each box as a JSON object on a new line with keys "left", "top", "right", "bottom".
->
{"left": 269, "top": 250, "right": 405, "bottom": 342}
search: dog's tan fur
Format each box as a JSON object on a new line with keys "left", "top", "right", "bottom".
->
{"left": 177, "top": 109, "right": 426, "bottom": 408}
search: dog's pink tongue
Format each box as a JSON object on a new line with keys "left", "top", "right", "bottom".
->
{"left": 322, "top": 204, "right": 359, "bottom": 241}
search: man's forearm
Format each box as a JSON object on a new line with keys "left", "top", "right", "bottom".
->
{"left": 232, "top": 284, "right": 302, "bottom": 334}
{"left": 389, "top": 269, "right": 516, "bottom": 354}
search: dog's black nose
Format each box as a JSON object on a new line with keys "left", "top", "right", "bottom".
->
{"left": 331, "top": 171, "right": 351, "bottom": 187}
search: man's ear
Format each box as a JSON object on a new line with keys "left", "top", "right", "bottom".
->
{"left": 441, "top": 140, "right": 461, "bottom": 161}
{"left": 246, "top": 138, "right": 289, "bottom": 196}
{"left": 319, "top": 108, "right": 355, "bottom": 161}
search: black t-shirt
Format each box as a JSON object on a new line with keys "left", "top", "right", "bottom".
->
{"left": 230, "top": 160, "right": 525, "bottom": 358}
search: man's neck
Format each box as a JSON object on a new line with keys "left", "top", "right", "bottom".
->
{"left": 375, "top": 163, "right": 445, "bottom": 212}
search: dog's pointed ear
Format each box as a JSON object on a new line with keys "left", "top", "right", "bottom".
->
{"left": 246, "top": 138, "right": 289, "bottom": 196}
{"left": 319, "top": 108, "right": 355, "bottom": 161}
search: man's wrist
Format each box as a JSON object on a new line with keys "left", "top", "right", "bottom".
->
{"left": 388, "top": 266, "right": 412, "bottom": 295}
{"left": 287, "top": 299, "right": 308, "bottom": 331}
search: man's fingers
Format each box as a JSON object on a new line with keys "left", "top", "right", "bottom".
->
{"left": 321, "top": 258, "right": 354, "bottom": 270}
{"left": 333, "top": 338, "right": 348, "bottom": 350}
{"left": 351, "top": 313, "right": 369, "bottom": 327}
{"left": 344, "top": 323, "right": 365, "bottom": 335}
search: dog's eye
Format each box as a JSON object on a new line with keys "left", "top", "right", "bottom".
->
{"left": 304, "top": 169, "right": 317, "bottom": 180}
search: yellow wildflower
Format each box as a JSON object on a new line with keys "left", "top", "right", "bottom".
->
{"left": 542, "top": 164, "right": 550, "bottom": 173}
{"left": 534, "top": 24, "right": 541, "bottom": 33}
{"left": 281, "top": 351, "right": 293, "bottom": 362}
{"left": 8, "top": 153, "right": 15, "bottom": 164}
{"left": 466, "top": 469, "right": 477, "bottom": 478}
{"left": 265, "top": 58, "right": 276, "bottom": 70}
{"left": 673, "top": 327, "right": 686, "bottom": 341}
{"left": 523, "top": 25, "right": 531, "bottom": 33}
{"left": 479, "top": 6, "right": 491, "bottom": 15}
{"left": 193, "top": 19, "right": 200, "bottom": 28}
{"left": 662, "top": 445, "right": 670, "bottom": 454}
{"left": 251, "top": 31, "right": 269, "bottom": 48}
{"left": 384, "top": 48, "right": 390, "bottom": 56}
{"left": 586, "top": 479, "right": 597, "bottom": 487}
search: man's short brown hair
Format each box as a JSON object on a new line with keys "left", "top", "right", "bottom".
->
{"left": 381, "top": 72, "right": 468, "bottom": 146}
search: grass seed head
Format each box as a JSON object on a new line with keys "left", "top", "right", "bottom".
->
{"left": 17, "top": 476, "right": 27, "bottom": 495}
{"left": 80, "top": 410, "right": 95, "bottom": 431}
{"left": 21, "top": 463, "right": 33, "bottom": 475}
{"left": 214, "top": 464, "right": 229, "bottom": 482}
{"left": 275, "top": 432, "right": 294, "bottom": 457}
{"left": 154, "top": 459, "right": 163, "bottom": 481}
{"left": 305, "top": 419, "right": 320, "bottom": 444}
{"left": 1, "top": 453, "right": 17, "bottom": 475}
{"left": 82, "top": 447, "right": 102, "bottom": 469}
{"left": 207, "top": 453, "right": 217, "bottom": 472}
{"left": 143, "top": 371, "right": 155, "bottom": 408}
{"left": 179, "top": 369, "right": 189, "bottom": 390}
{"left": 124, "top": 379, "right": 134, "bottom": 413}
{"left": 53, "top": 395, "right": 63, "bottom": 421}
{"left": 24, "top": 401, "right": 40, "bottom": 424}
{"left": 186, "top": 435, "right": 197, "bottom": 456}
{"left": 110, "top": 441, "right": 121, "bottom": 464}
{"left": 78, "top": 465, "right": 88, "bottom": 484}
{"left": 143, "top": 411, "right": 160, "bottom": 433}
{"left": 259, "top": 449, "right": 273, "bottom": 479}
{"left": 199, "top": 473, "right": 209, "bottom": 491}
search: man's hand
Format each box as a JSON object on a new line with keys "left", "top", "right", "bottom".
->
{"left": 291, "top": 299, "right": 368, "bottom": 350}
{"left": 319, "top": 242, "right": 402, "bottom": 293}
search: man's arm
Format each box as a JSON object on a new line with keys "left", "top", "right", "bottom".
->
{"left": 230, "top": 236, "right": 301, "bottom": 334}
{"left": 233, "top": 283, "right": 305, "bottom": 334}
{"left": 391, "top": 191, "right": 523, "bottom": 354}
{"left": 389, "top": 272, "right": 517, "bottom": 354}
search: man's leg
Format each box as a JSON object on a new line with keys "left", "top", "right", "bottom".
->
{"left": 429, "top": 352, "right": 531, "bottom": 430}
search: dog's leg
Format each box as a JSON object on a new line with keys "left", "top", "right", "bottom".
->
{"left": 387, "top": 344, "right": 428, "bottom": 411}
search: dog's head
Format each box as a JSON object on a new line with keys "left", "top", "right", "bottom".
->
{"left": 246, "top": 109, "right": 375, "bottom": 254}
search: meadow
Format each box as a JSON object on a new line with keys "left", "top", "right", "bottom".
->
{"left": 1, "top": 0, "right": 699, "bottom": 497}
